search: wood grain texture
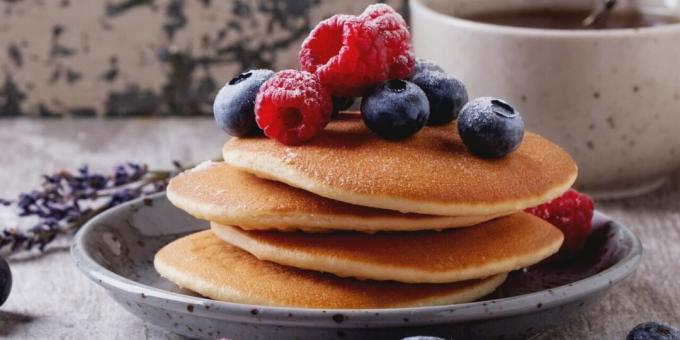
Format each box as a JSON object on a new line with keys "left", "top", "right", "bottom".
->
{"left": 0, "top": 118, "right": 678, "bottom": 339}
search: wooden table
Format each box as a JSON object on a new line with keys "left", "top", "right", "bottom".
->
{"left": 0, "top": 118, "right": 678, "bottom": 339}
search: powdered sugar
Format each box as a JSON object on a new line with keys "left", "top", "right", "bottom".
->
{"left": 283, "top": 148, "right": 298, "bottom": 164}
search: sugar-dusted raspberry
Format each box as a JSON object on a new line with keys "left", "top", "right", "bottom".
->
{"left": 299, "top": 4, "right": 414, "bottom": 97}
{"left": 360, "top": 4, "right": 415, "bottom": 80}
{"left": 299, "top": 15, "right": 385, "bottom": 97}
{"left": 526, "top": 189, "right": 595, "bottom": 259}
{"left": 254, "top": 70, "right": 332, "bottom": 145}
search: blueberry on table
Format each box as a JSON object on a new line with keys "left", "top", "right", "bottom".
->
{"left": 0, "top": 256, "right": 11, "bottom": 306}
{"left": 457, "top": 97, "right": 525, "bottom": 158}
{"left": 213, "top": 69, "right": 274, "bottom": 137}
{"left": 361, "top": 79, "right": 430, "bottom": 140}
{"left": 627, "top": 322, "right": 680, "bottom": 340}
{"left": 411, "top": 70, "right": 469, "bottom": 125}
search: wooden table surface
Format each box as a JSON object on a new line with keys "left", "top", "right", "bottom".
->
{"left": 0, "top": 118, "right": 678, "bottom": 340}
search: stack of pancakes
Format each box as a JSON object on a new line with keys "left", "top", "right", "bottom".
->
{"left": 155, "top": 113, "right": 577, "bottom": 309}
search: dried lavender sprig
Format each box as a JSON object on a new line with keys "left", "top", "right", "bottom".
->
{"left": 0, "top": 160, "right": 200, "bottom": 254}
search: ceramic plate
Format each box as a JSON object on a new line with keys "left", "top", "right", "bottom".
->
{"left": 71, "top": 193, "right": 641, "bottom": 340}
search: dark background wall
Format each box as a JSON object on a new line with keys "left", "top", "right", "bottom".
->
{"left": 0, "top": 0, "right": 406, "bottom": 117}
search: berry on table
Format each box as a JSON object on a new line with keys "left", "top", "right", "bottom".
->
{"left": 525, "top": 189, "right": 595, "bottom": 259}
{"left": 255, "top": 70, "right": 332, "bottom": 145}
{"left": 626, "top": 322, "right": 680, "bottom": 340}
{"left": 411, "top": 58, "right": 445, "bottom": 78}
{"left": 457, "top": 97, "right": 524, "bottom": 158}
{"left": 213, "top": 69, "right": 274, "bottom": 137}
{"left": 0, "top": 256, "right": 11, "bottom": 306}
{"left": 299, "top": 5, "right": 413, "bottom": 97}
{"left": 411, "top": 70, "right": 469, "bottom": 125}
{"left": 361, "top": 79, "right": 429, "bottom": 140}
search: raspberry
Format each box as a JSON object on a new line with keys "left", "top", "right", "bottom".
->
{"left": 525, "top": 189, "right": 595, "bottom": 259}
{"left": 299, "top": 15, "right": 384, "bottom": 97}
{"left": 360, "top": 4, "right": 415, "bottom": 80}
{"left": 299, "top": 5, "right": 414, "bottom": 97}
{"left": 254, "top": 70, "right": 332, "bottom": 145}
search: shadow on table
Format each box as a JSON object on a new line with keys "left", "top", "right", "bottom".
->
{"left": 0, "top": 311, "right": 39, "bottom": 337}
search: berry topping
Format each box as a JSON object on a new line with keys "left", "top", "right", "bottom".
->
{"left": 457, "top": 97, "right": 525, "bottom": 158}
{"left": 361, "top": 79, "right": 429, "bottom": 140}
{"left": 525, "top": 189, "right": 595, "bottom": 259}
{"left": 360, "top": 4, "right": 415, "bottom": 80}
{"left": 627, "top": 322, "right": 680, "bottom": 340}
{"left": 299, "top": 5, "right": 413, "bottom": 97}
{"left": 411, "top": 70, "right": 469, "bottom": 125}
{"left": 332, "top": 96, "right": 355, "bottom": 116}
{"left": 411, "top": 58, "right": 445, "bottom": 78}
{"left": 299, "top": 15, "right": 380, "bottom": 98}
{"left": 255, "top": 70, "right": 332, "bottom": 145}
{"left": 0, "top": 256, "right": 11, "bottom": 306}
{"left": 213, "top": 69, "right": 274, "bottom": 137}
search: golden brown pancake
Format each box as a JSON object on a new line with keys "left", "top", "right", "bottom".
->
{"left": 211, "top": 212, "right": 563, "bottom": 284}
{"left": 154, "top": 230, "right": 507, "bottom": 308}
{"left": 167, "top": 162, "right": 505, "bottom": 232}
{"left": 223, "top": 112, "right": 577, "bottom": 216}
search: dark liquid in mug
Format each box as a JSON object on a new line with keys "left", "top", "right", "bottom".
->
{"left": 463, "top": 8, "right": 680, "bottom": 29}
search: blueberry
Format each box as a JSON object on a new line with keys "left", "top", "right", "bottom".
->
{"left": 411, "top": 58, "right": 444, "bottom": 78}
{"left": 361, "top": 79, "right": 429, "bottom": 140}
{"left": 627, "top": 322, "right": 680, "bottom": 340}
{"left": 332, "top": 96, "right": 355, "bottom": 116}
{"left": 213, "top": 69, "right": 274, "bottom": 137}
{"left": 457, "top": 97, "right": 524, "bottom": 158}
{"left": 0, "top": 256, "right": 11, "bottom": 307}
{"left": 411, "top": 70, "right": 469, "bottom": 125}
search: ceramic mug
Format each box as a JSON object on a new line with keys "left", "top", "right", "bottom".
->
{"left": 410, "top": 0, "right": 680, "bottom": 198}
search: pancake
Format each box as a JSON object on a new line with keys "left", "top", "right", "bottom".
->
{"left": 222, "top": 112, "right": 577, "bottom": 216}
{"left": 154, "top": 230, "right": 507, "bottom": 308}
{"left": 211, "top": 212, "right": 563, "bottom": 284}
{"left": 167, "top": 162, "right": 505, "bottom": 232}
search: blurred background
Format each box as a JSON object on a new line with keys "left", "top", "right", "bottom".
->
{"left": 2, "top": 0, "right": 678, "bottom": 193}
{"left": 0, "top": 1, "right": 679, "bottom": 339}
{"left": 0, "top": 0, "right": 405, "bottom": 117}
{"left": 1, "top": 0, "right": 678, "bottom": 193}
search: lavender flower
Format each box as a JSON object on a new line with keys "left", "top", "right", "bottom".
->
{"left": 0, "top": 161, "right": 188, "bottom": 254}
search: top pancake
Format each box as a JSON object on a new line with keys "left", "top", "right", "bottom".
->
{"left": 166, "top": 162, "right": 504, "bottom": 232}
{"left": 223, "top": 112, "right": 577, "bottom": 216}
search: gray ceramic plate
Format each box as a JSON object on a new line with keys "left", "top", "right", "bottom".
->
{"left": 72, "top": 193, "right": 641, "bottom": 340}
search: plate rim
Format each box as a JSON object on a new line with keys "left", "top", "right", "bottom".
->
{"left": 71, "top": 192, "right": 642, "bottom": 328}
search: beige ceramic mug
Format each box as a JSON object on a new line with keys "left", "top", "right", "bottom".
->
{"left": 410, "top": 0, "right": 680, "bottom": 198}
